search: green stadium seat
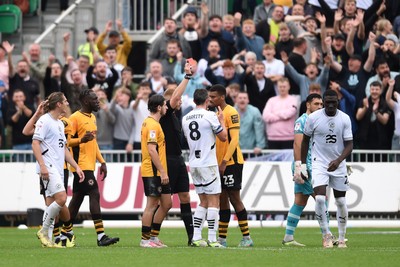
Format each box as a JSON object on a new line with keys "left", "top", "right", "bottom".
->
{"left": 0, "top": 13, "right": 18, "bottom": 33}
{"left": 29, "top": 0, "right": 39, "bottom": 15}
{"left": 0, "top": 4, "right": 22, "bottom": 33}
{"left": 4, "top": 4, "right": 21, "bottom": 26}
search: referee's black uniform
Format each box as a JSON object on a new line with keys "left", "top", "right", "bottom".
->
{"left": 160, "top": 99, "right": 194, "bottom": 244}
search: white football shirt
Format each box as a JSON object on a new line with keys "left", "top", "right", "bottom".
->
{"left": 33, "top": 113, "right": 66, "bottom": 176}
{"left": 182, "top": 108, "right": 223, "bottom": 167}
{"left": 303, "top": 109, "right": 353, "bottom": 175}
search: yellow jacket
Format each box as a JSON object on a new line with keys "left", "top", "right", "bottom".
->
{"left": 96, "top": 30, "right": 132, "bottom": 66}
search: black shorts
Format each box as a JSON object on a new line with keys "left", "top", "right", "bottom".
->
{"left": 143, "top": 176, "right": 171, "bottom": 197}
{"left": 63, "top": 168, "right": 69, "bottom": 191}
{"left": 221, "top": 164, "right": 243, "bottom": 190}
{"left": 39, "top": 177, "right": 45, "bottom": 195}
{"left": 73, "top": 170, "right": 98, "bottom": 194}
{"left": 167, "top": 156, "right": 189, "bottom": 194}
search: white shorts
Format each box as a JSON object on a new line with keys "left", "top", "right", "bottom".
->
{"left": 312, "top": 168, "right": 350, "bottom": 192}
{"left": 190, "top": 166, "right": 221, "bottom": 195}
{"left": 40, "top": 166, "right": 65, "bottom": 198}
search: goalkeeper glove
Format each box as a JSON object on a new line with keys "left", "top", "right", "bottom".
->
{"left": 293, "top": 161, "right": 305, "bottom": 184}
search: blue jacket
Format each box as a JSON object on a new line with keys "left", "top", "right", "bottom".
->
{"left": 339, "top": 87, "right": 357, "bottom": 134}
{"left": 235, "top": 26, "right": 265, "bottom": 60}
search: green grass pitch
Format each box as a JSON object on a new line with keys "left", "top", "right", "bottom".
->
{"left": 1, "top": 227, "right": 399, "bottom": 267}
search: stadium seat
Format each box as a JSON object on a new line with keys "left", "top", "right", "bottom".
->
{"left": 0, "top": 4, "right": 22, "bottom": 33}
{"left": 29, "top": 0, "right": 39, "bottom": 15}
{"left": 0, "top": 12, "right": 18, "bottom": 33}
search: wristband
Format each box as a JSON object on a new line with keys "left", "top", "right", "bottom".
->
{"left": 184, "top": 74, "right": 192, "bottom": 80}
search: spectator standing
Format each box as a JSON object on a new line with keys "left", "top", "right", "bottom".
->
{"left": 179, "top": 4, "right": 209, "bottom": 62}
{"left": 205, "top": 60, "right": 245, "bottom": 90}
{"left": 61, "top": 57, "right": 88, "bottom": 113}
{"left": 22, "top": 43, "right": 47, "bottom": 99}
{"left": 253, "top": 0, "right": 276, "bottom": 24}
{"left": 121, "top": 66, "right": 139, "bottom": 99}
{"left": 356, "top": 81, "right": 391, "bottom": 156}
{"left": 234, "top": 91, "right": 265, "bottom": 157}
{"left": 109, "top": 87, "right": 135, "bottom": 162}
{"left": 96, "top": 19, "right": 132, "bottom": 66}
{"left": 104, "top": 46, "right": 125, "bottom": 88}
{"left": 149, "top": 18, "right": 192, "bottom": 61}
{"left": 200, "top": 14, "right": 236, "bottom": 60}
{"left": 5, "top": 41, "right": 40, "bottom": 108}
{"left": 160, "top": 39, "right": 186, "bottom": 77}
{"left": 234, "top": 13, "right": 265, "bottom": 60}
{"left": 0, "top": 44, "right": 9, "bottom": 90}
{"left": 7, "top": 89, "right": 34, "bottom": 161}
{"left": 86, "top": 61, "right": 119, "bottom": 101}
{"left": 43, "top": 55, "right": 62, "bottom": 97}
{"left": 243, "top": 61, "right": 275, "bottom": 113}
{"left": 262, "top": 44, "right": 285, "bottom": 94}
{"left": 77, "top": 27, "right": 100, "bottom": 65}
{"left": 262, "top": 78, "right": 298, "bottom": 149}
{"left": 274, "top": 23, "right": 294, "bottom": 60}
{"left": 197, "top": 39, "right": 224, "bottom": 79}
{"left": 94, "top": 88, "right": 115, "bottom": 162}
{"left": 131, "top": 82, "right": 151, "bottom": 157}
{"left": 385, "top": 79, "right": 400, "bottom": 154}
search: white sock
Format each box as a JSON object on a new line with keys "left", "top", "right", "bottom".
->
{"left": 207, "top": 207, "right": 219, "bottom": 243}
{"left": 193, "top": 206, "right": 207, "bottom": 241}
{"left": 48, "top": 220, "right": 55, "bottom": 240}
{"left": 97, "top": 233, "right": 105, "bottom": 241}
{"left": 315, "top": 195, "right": 329, "bottom": 236}
{"left": 42, "top": 202, "right": 62, "bottom": 233}
{"left": 335, "top": 197, "right": 348, "bottom": 241}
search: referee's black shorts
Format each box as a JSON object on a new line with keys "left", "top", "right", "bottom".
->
{"left": 167, "top": 155, "right": 190, "bottom": 194}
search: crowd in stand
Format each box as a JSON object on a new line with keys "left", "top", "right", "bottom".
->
{"left": 0, "top": 0, "right": 399, "bottom": 161}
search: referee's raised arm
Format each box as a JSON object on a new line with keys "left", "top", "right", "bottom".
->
{"left": 170, "top": 62, "right": 193, "bottom": 109}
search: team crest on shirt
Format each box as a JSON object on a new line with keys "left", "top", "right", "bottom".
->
{"left": 294, "top": 122, "right": 301, "bottom": 131}
{"left": 329, "top": 122, "right": 335, "bottom": 129}
{"left": 231, "top": 114, "right": 239, "bottom": 123}
{"left": 150, "top": 130, "right": 156, "bottom": 139}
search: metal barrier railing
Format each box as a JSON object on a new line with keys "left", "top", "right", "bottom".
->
{"left": 34, "top": 0, "right": 96, "bottom": 58}
{"left": 120, "top": 0, "right": 228, "bottom": 41}
{"left": 2, "top": 149, "right": 400, "bottom": 163}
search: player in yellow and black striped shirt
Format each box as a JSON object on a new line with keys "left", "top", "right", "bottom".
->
{"left": 140, "top": 94, "right": 171, "bottom": 248}
{"left": 208, "top": 84, "right": 253, "bottom": 247}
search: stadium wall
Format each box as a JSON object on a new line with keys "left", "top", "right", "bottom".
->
{"left": 1, "top": 162, "right": 399, "bottom": 214}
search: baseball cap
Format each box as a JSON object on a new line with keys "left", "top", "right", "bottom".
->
{"left": 84, "top": 26, "right": 99, "bottom": 35}
{"left": 386, "top": 34, "right": 399, "bottom": 44}
{"left": 333, "top": 33, "right": 346, "bottom": 41}
{"left": 304, "top": 16, "right": 318, "bottom": 24}
{"left": 109, "top": 30, "right": 120, "bottom": 38}
{"left": 184, "top": 6, "right": 198, "bottom": 18}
